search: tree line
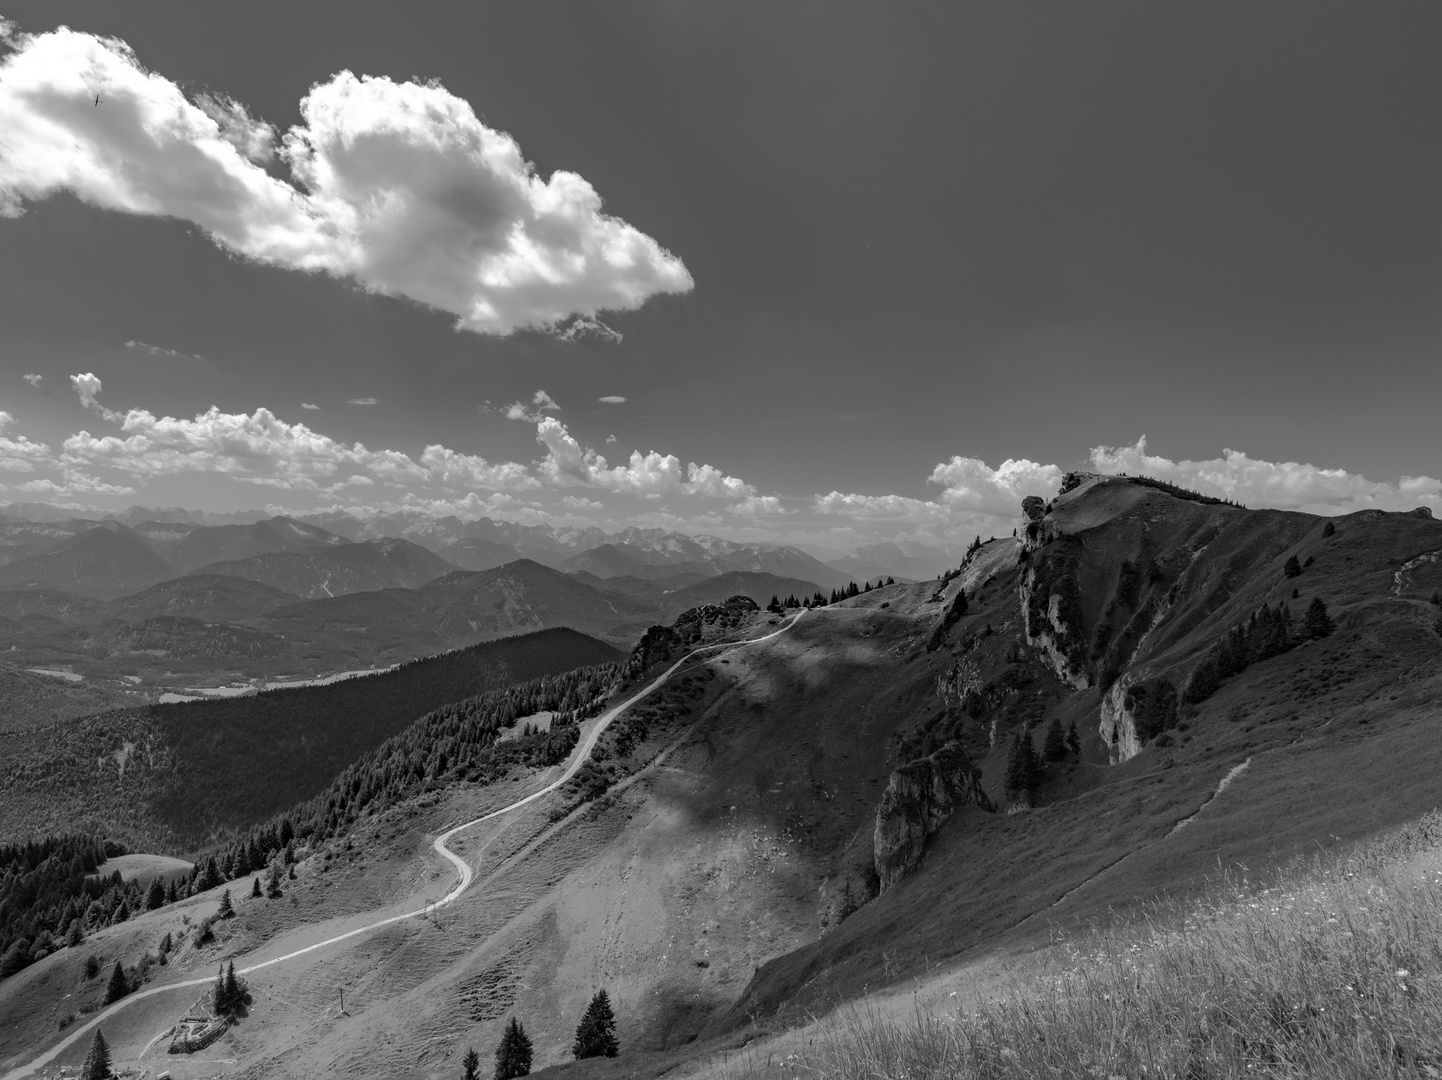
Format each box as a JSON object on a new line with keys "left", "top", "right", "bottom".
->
{"left": 766, "top": 578, "right": 894, "bottom": 613}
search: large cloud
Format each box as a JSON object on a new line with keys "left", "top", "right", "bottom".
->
{"left": 1091, "top": 437, "right": 1441, "bottom": 514}
{"left": 533, "top": 416, "right": 756, "bottom": 499}
{"left": 0, "top": 26, "right": 692, "bottom": 335}
{"left": 928, "top": 455, "right": 1063, "bottom": 515}
{"left": 0, "top": 408, "right": 56, "bottom": 473}
{"left": 59, "top": 372, "right": 536, "bottom": 494}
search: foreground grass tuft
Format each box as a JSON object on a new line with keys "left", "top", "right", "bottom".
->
{"left": 735, "top": 811, "right": 1442, "bottom": 1079}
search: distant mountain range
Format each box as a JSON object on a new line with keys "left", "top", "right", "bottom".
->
{"left": 0, "top": 501, "right": 960, "bottom": 584}
{"left": 299, "top": 509, "right": 862, "bottom": 586}
{"left": 0, "top": 503, "right": 933, "bottom": 708}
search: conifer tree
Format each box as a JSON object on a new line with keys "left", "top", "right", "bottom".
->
{"left": 217, "top": 889, "right": 234, "bottom": 919}
{"left": 1004, "top": 731, "right": 1040, "bottom": 801}
{"left": 1304, "top": 597, "right": 1334, "bottom": 639}
{"left": 224, "top": 961, "right": 240, "bottom": 1010}
{"left": 494, "top": 1017, "right": 533, "bottom": 1079}
{"left": 214, "top": 964, "right": 229, "bottom": 1013}
{"left": 146, "top": 876, "right": 166, "bottom": 910}
{"left": 573, "top": 989, "right": 619, "bottom": 1059}
{"left": 461, "top": 1047, "right": 480, "bottom": 1080}
{"left": 1042, "top": 717, "right": 1068, "bottom": 761}
{"left": 1283, "top": 554, "right": 1302, "bottom": 578}
{"left": 104, "top": 961, "right": 129, "bottom": 1004}
{"left": 81, "top": 1029, "right": 112, "bottom": 1080}
{"left": 251, "top": 877, "right": 262, "bottom": 899}
{"left": 1322, "top": 521, "right": 1336, "bottom": 537}
{"left": 1065, "top": 719, "right": 1081, "bottom": 756}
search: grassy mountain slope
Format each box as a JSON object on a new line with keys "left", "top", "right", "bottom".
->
{"left": 3, "top": 479, "right": 1438, "bottom": 1079}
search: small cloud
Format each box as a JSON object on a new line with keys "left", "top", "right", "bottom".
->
{"left": 505, "top": 389, "right": 560, "bottom": 423}
{"left": 598, "top": 395, "right": 627, "bottom": 404}
{"left": 348, "top": 397, "right": 378, "bottom": 406}
{"left": 605, "top": 434, "right": 618, "bottom": 444}
{"left": 562, "top": 495, "right": 605, "bottom": 511}
{"left": 69, "top": 372, "right": 112, "bottom": 416}
{"left": 300, "top": 402, "right": 320, "bottom": 410}
{"left": 124, "top": 339, "right": 203, "bottom": 361}
{"left": 22, "top": 373, "right": 42, "bottom": 387}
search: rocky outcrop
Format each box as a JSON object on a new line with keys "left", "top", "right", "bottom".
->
{"left": 873, "top": 740, "right": 992, "bottom": 891}
{"left": 1018, "top": 573, "right": 1091, "bottom": 689}
{"left": 621, "top": 595, "right": 761, "bottom": 680}
{"left": 1098, "top": 674, "right": 1143, "bottom": 763}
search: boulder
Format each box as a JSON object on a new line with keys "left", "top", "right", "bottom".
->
{"left": 874, "top": 740, "right": 992, "bottom": 891}
{"left": 1413, "top": 507, "right": 1434, "bottom": 519}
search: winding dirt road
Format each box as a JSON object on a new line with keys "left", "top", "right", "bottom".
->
{"left": 2, "top": 611, "right": 807, "bottom": 1080}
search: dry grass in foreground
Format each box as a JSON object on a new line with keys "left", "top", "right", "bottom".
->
{"left": 721, "top": 810, "right": 1442, "bottom": 1080}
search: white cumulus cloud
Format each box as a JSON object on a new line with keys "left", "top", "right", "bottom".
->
{"left": 533, "top": 416, "right": 755, "bottom": 499}
{"left": 69, "top": 372, "right": 107, "bottom": 413}
{"left": 22, "top": 373, "right": 42, "bottom": 387}
{"left": 57, "top": 374, "right": 537, "bottom": 496}
{"left": 0, "top": 26, "right": 692, "bottom": 336}
{"left": 928, "top": 455, "right": 1063, "bottom": 515}
{"left": 1090, "top": 436, "right": 1441, "bottom": 514}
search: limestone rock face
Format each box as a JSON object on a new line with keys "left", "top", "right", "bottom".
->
{"left": 1098, "top": 673, "right": 1143, "bottom": 763}
{"left": 873, "top": 741, "right": 992, "bottom": 891}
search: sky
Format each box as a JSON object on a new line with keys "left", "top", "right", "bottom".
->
{"left": 0, "top": 2, "right": 1438, "bottom": 557}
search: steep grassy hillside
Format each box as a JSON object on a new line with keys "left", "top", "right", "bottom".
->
{"left": 0, "top": 628, "right": 623, "bottom": 851}
{"left": 2, "top": 479, "right": 1437, "bottom": 1080}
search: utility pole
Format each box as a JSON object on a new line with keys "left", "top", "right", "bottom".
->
{"left": 339, "top": 988, "right": 346, "bottom": 1016}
